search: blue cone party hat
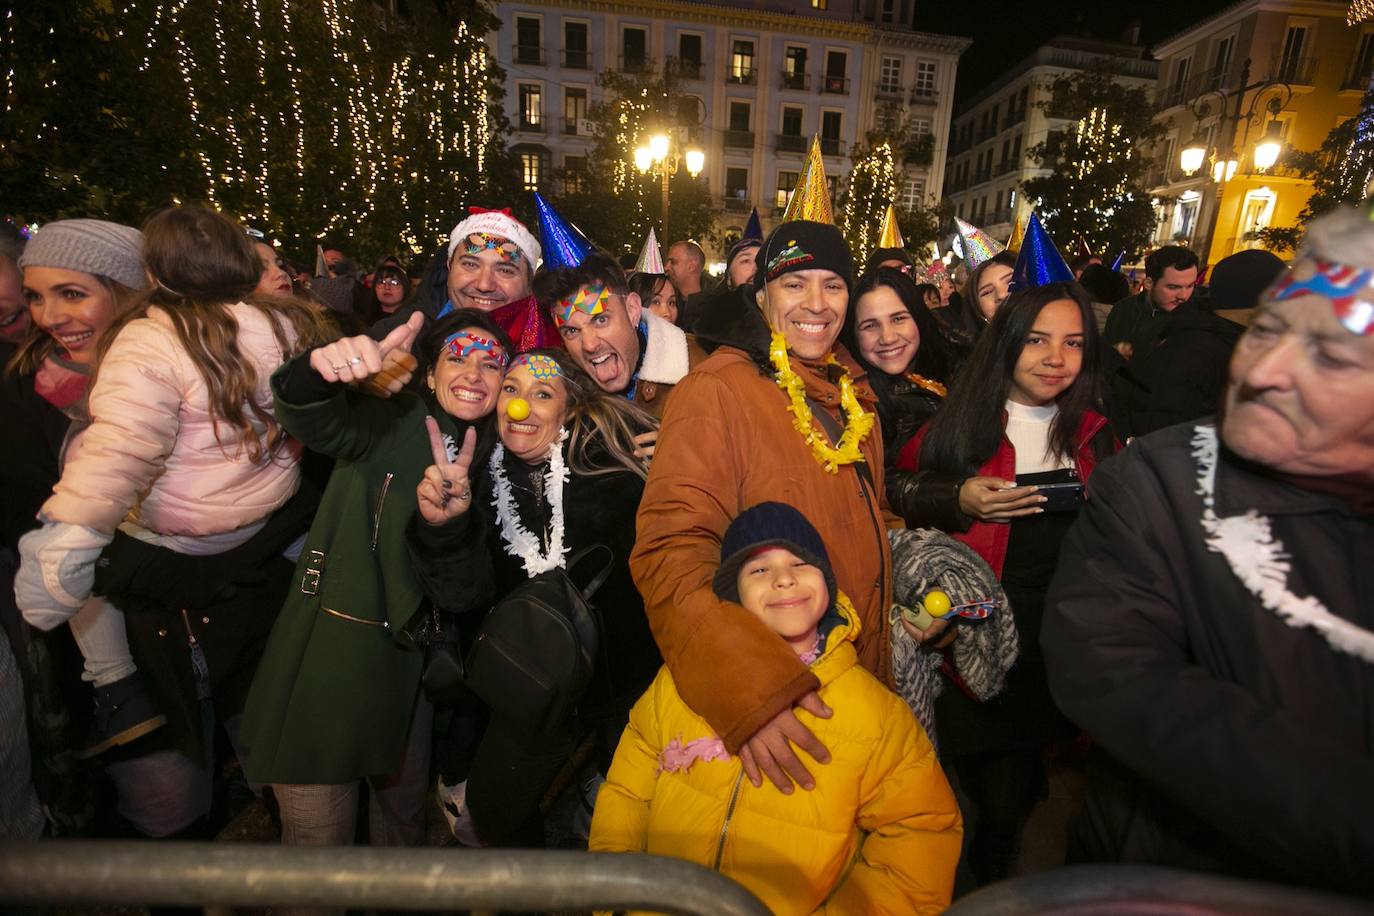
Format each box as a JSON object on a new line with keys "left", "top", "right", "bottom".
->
{"left": 1109, "top": 250, "right": 1125, "bottom": 272}
{"left": 1011, "top": 213, "right": 1075, "bottom": 291}
{"left": 742, "top": 207, "right": 763, "bottom": 242}
{"left": 533, "top": 192, "right": 593, "bottom": 270}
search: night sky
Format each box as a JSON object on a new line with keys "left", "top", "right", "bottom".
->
{"left": 918, "top": 0, "right": 1244, "bottom": 103}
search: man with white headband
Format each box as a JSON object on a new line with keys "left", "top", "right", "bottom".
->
{"left": 1042, "top": 205, "right": 1374, "bottom": 896}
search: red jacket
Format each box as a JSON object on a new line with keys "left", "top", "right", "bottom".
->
{"left": 896, "top": 409, "right": 1112, "bottom": 578}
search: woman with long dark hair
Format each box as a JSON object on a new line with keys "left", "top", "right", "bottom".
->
{"left": 894, "top": 280, "right": 1117, "bottom": 885}
{"left": 938, "top": 251, "right": 1015, "bottom": 337}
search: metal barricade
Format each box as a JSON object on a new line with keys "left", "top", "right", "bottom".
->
{"left": 0, "top": 841, "right": 770, "bottom": 915}
{"left": 945, "top": 864, "right": 1372, "bottom": 915}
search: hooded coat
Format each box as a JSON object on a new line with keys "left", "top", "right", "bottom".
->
{"left": 630, "top": 287, "right": 897, "bottom": 753}
{"left": 589, "top": 600, "right": 961, "bottom": 915}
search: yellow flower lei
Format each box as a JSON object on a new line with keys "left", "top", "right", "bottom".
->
{"left": 769, "top": 331, "right": 876, "bottom": 474}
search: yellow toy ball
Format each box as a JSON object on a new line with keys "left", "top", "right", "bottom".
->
{"left": 506, "top": 397, "right": 531, "bottom": 421}
{"left": 922, "top": 589, "right": 952, "bottom": 618}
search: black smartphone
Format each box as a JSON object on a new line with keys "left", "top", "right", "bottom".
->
{"left": 1034, "top": 481, "right": 1084, "bottom": 512}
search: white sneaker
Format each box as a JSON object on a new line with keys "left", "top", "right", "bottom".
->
{"left": 435, "top": 778, "right": 484, "bottom": 847}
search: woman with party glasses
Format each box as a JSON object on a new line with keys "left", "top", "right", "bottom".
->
{"left": 238, "top": 308, "right": 512, "bottom": 849}
{"left": 408, "top": 349, "right": 660, "bottom": 848}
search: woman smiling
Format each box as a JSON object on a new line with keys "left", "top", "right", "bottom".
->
{"left": 409, "top": 348, "right": 660, "bottom": 848}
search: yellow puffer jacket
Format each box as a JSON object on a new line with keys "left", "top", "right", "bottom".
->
{"left": 590, "top": 602, "right": 962, "bottom": 915}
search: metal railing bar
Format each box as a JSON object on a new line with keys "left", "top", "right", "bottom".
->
{"left": 0, "top": 841, "right": 770, "bottom": 916}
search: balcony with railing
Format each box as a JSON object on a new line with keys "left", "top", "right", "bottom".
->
{"left": 561, "top": 117, "right": 592, "bottom": 138}
{"left": 780, "top": 71, "right": 810, "bottom": 91}
{"left": 820, "top": 137, "right": 845, "bottom": 157}
{"left": 909, "top": 89, "right": 938, "bottom": 106}
{"left": 1267, "top": 54, "right": 1319, "bottom": 86}
{"left": 820, "top": 76, "right": 850, "bottom": 95}
{"left": 724, "top": 196, "right": 754, "bottom": 213}
{"left": 876, "top": 82, "right": 904, "bottom": 102}
{"left": 562, "top": 49, "right": 590, "bottom": 70}
{"left": 727, "top": 66, "right": 758, "bottom": 85}
{"left": 620, "top": 55, "right": 651, "bottom": 74}
{"left": 724, "top": 130, "right": 755, "bottom": 150}
{"left": 1342, "top": 58, "right": 1373, "bottom": 90}
{"left": 517, "top": 116, "right": 546, "bottom": 135}
{"left": 669, "top": 58, "right": 704, "bottom": 81}
{"left": 775, "top": 133, "right": 806, "bottom": 154}
{"left": 514, "top": 45, "right": 546, "bottom": 67}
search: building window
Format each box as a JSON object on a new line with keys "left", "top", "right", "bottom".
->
{"left": 518, "top": 84, "right": 542, "bottom": 131}
{"left": 901, "top": 178, "right": 924, "bottom": 210}
{"left": 783, "top": 46, "right": 808, "bottom": 90}
{"left": 823, "top": 50, "right": 848, "bottom": 94}
{"left": 730, "top": 39, "right": 756, "bottom": 83}
{"left": 1350, "top": 32, "right": 1374, "bottom": 89}
{"left": 914, "top": 60, "right": 937, "bottom": 96}
{"left": 563, "top": 155, "right": 588, "bottom": 194}
{"left": 880, "top": 56, "right": 902, "bottom": 93}
{"left": 623, "top": 27, "right": 648, "bottom": 72}
{"left": 1209, "top": 34, "right": 1234, "bottom": 89}
{"left": 781, "top": 106, "right": 803, "bottom": 137}
{"left": 564, "top": 21, "right": 589, "bottom": 70}
{"left": 776, "top": 170, "right": 798, "bottom": 209}
{"left": 911, "top": 117, "right": 930, "bottom": 136}
{"left": 726, "top": 167, "right": 749, "bottom": 200}
{"left": 519, "top": 149, "right": 549, "bottom": 191}
{"left": 515, "top": 16, "right": 542, "bottom": 66}
{"left": 1278, "top": 23, "right": 1309, "bottom": 83}
{"left": 811, "top": 0, "right": 827, "bottom": 8}
{"left": 678, "top": 33, "right": 703, "bottom": 78}
{"left": 880, "top": 0, "right": 896, "bottom": 23}
{"left": 564, "top": 88, "right": 587, "bottom": 135}
{"left": 728, "top": 101, "right": 751, "bottom": 132}
{"left": 820, "top": 110, "right": 842, "bottom": 156}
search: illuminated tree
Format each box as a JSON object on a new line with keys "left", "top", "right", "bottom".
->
{"left": 839, "top": 140, "right": 899, "bottom": 265}
{"left": 1021, "top": 67, "right": 1162, "bottom": 259}
{"left": 0, "top": 0, "right": 515, "bottom": 261}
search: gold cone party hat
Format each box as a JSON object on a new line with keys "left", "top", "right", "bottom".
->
{"left": 634, "top": 227, "right": 664, "bottom": 274}
{"left": 877, "top": 203, "right": 904, "bottom": 249}
{"left": 1007, "top": 213, "right": 1027, "bottom": 253}
{"left": 781, "top": 136, "right": 834, "bottom": 224}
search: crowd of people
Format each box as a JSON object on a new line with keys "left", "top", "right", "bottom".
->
{"left": 0, "top": 173, "right": 1370, "bottom": 913}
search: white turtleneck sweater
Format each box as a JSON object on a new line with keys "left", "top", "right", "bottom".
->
{"left": 1005, "top": 399, "right": 1074, "bottom": 477}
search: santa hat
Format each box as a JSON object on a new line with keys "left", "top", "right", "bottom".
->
{"left": 447, "top": 207, "right": 541, "bottom": 267}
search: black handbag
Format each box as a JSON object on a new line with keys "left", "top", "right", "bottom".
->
{"left": 464, "top": 544, "right": 612, "bottom": 735}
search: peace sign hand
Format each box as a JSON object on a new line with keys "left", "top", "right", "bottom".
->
{"left": 416, "top": 417, "right": 478, "bottom": 525}
{"left": 309, "top": 311, "right": 425, "bottom": 387}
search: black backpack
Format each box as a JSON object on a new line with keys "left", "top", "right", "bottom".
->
{"left": 464, "top": 545, "right": 610, "bottom": 734}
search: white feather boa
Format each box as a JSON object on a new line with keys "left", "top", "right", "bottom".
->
{"left": 1193, "top": 424, "right": 1374, "bottom": 664}
{"left": 488, "top": 428, "right": 570, "bottom": 575}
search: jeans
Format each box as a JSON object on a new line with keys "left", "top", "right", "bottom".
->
{"left": 273, "top": 691, "right": 433, "bottom": 847}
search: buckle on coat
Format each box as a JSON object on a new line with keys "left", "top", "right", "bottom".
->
{"left": 301, "top": 549, "right": 325, "bottom": 595}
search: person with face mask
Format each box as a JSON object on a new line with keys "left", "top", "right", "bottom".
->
{"left": 631, "top": 218, "right": 897, "bottom": 798}
{"left": 1041, "top": 205, "right": 1374, "bottom": 897}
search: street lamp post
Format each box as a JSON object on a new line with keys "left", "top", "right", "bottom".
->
{"left": 1177, "top": 58, "right": 1293, "bottom": 264}
{"left": 635, "top": 132, "right": 705, "bottom": 244}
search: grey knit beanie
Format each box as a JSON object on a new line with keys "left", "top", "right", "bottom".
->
{"left": 18, "top": 219, "right": 145, "bottom": 291}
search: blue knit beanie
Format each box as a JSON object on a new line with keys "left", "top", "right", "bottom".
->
{"left": 713, "top": 502, "right": 837, "bottom": 608}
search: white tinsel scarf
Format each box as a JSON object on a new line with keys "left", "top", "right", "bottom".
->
{"left": 488, "top": 428, "right": 570, "bottom": 575}
{"left": 1193, "top": 424, "right": 1374, "bottom": 664}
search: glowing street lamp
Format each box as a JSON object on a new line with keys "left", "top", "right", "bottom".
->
{"left": 1253, "top": 120, "right": 1283, "bottom": 171}
{"left": 1180, "top": 139, "right": 1206, "bottom": 176}
{"left": 632, "top": 132, "right": 704, "bottom": 242}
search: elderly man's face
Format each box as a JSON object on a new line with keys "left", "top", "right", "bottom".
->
{"left": 1222, "top": 294, "right": 1374, "bottom": 480}
{"left": 446, "top": 234, "right": 532, "bottom": 311}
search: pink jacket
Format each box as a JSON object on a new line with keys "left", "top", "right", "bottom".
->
{"left": 43, "top": 302, "right": 303, "bottom": 538}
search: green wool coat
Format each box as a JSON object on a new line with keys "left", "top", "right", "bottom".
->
{"left": 238, "top": 359, "right": 473, "bottom": 786}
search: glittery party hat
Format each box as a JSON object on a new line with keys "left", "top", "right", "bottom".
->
{"left": 877, "top": 204, "right": 904, "bottom": 249}
{"left": 634, "top": 227, "right": 664, "bottom": 274}
{"left": 1109, "top": 250, "right": 1125, "bottom": 272}
{"left": 954, "top": 217, "right": 1005, "bottom": 270}
{"left": 533, "top": 192, "right": 592, "bottom": 270}
{"left": 781, "top": 136, "right": 835, "bottom": 224}
{"left": 742, "top": 207, "right": 764, "bottom": 242}
{"left": 1011, "top": 212, "right": 1076, "bottom": 291}
{"left": 1006, "top": 214, "right": 1026, "bottom": 253}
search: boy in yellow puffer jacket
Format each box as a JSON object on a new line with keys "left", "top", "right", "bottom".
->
{"left": 591, "top": 502, "right": 962, "bottom": 914}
